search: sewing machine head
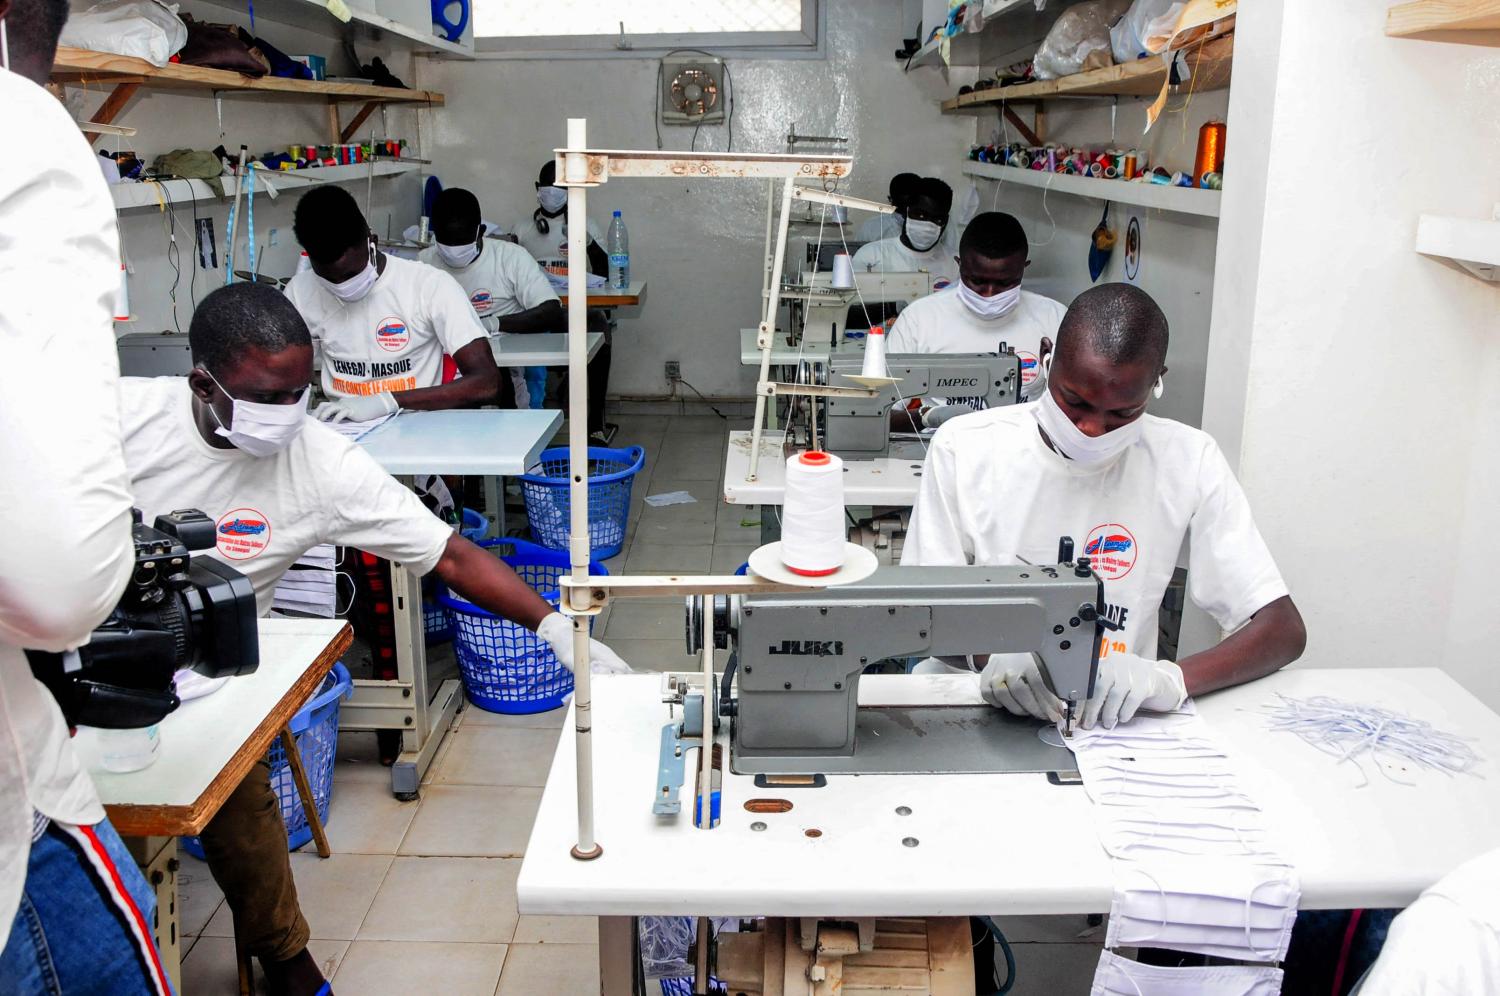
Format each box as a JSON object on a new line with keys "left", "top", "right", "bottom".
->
{"left": 715, "top": 555, "right": 1106, "bottom": 776}
{"left": 794, "top": 271, "right": 933, "bottom": 344}
{"left": 821, "top": 351, "right": 1022, "bottom": 456}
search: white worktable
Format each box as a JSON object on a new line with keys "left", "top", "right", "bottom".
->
{"left": 520, "top": 667, "right": 1500, "bottom": 919}
{"left": 738, "top": 327, "right": 866, "bottom": 367}
{"left": 351, "top": 408, "right": 561, "bottom": 797}
{"left": 491, "top": 331, "right": 603, "bottom": 368}
{"left": 357, "top": 408, "right": 561, "bottom": 475}
{"left": 723, "top": 430, "right": 925, "bottom": 507}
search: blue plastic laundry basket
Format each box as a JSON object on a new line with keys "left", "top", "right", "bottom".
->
{"left": 519, "top": 446, "right": 644, "bottom": 561}
{"left": 423, "top": 509, "right": 492, "bottom": 643}
{"left": 181, "top": 663, "right": 352, "bottom": 858}
{"left": 440, "top": 538, "right": 607, "bottom": 714}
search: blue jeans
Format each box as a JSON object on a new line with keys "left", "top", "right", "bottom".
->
{"left": 523, "top": 366, "right": 548, "bottom": 409}
{"left": 0, "top": 819, "right": 173, "bottom": 995}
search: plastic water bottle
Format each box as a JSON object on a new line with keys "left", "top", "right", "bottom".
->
{"left": 607, "top": 210, "right": 630, "bottom": 290}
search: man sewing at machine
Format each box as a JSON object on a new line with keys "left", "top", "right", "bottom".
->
{"left": 902, "top": 283, "right": 1306, "bottom": 729}
{"left": 851, "top": 176, "right": 959, "bottom": 290}
{"left": 118, "top": 283, "right": 630, "bottom": 995}
{"left": 888, "top": 211, "right": 1065, "bottom": 433}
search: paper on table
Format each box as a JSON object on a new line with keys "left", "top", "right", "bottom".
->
{"left": 324, "top": 411, "right": 396, "bottom": 442}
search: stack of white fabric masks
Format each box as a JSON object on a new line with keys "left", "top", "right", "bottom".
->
{"left": 1067, "top": 706, "right": 1300, "bottom": 996}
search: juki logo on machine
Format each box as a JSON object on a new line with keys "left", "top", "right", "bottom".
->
{"left": 374, "top": 316, "right": 410, "bottom": 352}
{"left": 1084, "top": 523, "right": 1138, "bottom": 580}
{"left": 216, "top": 508, "right": 271, "bottom": 561}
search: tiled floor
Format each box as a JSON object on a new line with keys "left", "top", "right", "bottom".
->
{"left": 177, "top": 413, "right": 1103, "bottom": 994}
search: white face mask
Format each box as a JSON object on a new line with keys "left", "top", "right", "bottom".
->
{"left": 904, "top": 217, "right": 943, "bottom": 252}
{"left": 436, "top": 239, "right": 480, "bottom": 268}
{"left": 956, "top": 281, "right": 1021, "bottom": 320}
{"left": 317, "top": 243, "right": 379, "bottom": 303}
{"left": 1033, "top": 379, "right": 1144, "bottom": 466}
{"left": 203, "top": 369, "right": 309, "bottom": 457}
{"left": 537, "top": 186, "right": 568, "bottom": 214}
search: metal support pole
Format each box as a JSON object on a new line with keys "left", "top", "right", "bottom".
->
{"left": 564, "top": 117, "right": 602, "bottom": 862}
{"left": 747, "top": 176, "right": 797, "bottom": 482}
{"left": 697, "top": 596, "right": 714, "bottom": 830}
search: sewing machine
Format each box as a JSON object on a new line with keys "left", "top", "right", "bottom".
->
{"left": 678, "top": 550, "right": 1106, "bottom": 781}
{"left": 818, "top": 350, "right": 1022, "bottom": 456}
{"left": 783, "top": 270, "right": 932, "bottom": 348}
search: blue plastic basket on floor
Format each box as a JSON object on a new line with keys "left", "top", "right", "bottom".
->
{"left": 440, "top": 538, "right": 607, "bottom": 714}
{"left": 519, "top": 446, "right": 644, "bottom": 561}
{"left": 423, "top": 509, "right": 492, "bottom": 643}
{"left": 181, "top": 663, "right": 352, "bottom": 859}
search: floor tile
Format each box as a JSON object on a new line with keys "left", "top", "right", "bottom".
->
{"left": 624, "top": 543, "right": 712, "bottom": 575}
{"left": 1006, "top": 941, "right": 1105, "bottom": 995}
{"left": 599, "top": 599, "right": 687, "bottom": 641}
{"left": 203, "top": 852, "right": 393, "bottom": 942}
{"left": 358, "top": 856, "right": 520, "bottom": 943}
{"left": 459, "top": 700, "right": 568, "bottom": 728}
{"left": 662, "top": 415, "right": 731, "bottom": 435}
{"left": 513, "top": 915, "right": 599, "bottom": 945}
{"left": 333, "top": 941, "right": 508, "bottom": 996}
{"left": 710, "top": 544, "right": 758, "bottom": 574}
{"left": 989, "top": 914, "right": 1108, "bottom": 944}
{"left": 430, "top": 726, "right": 562, "bottom": 787}
{"left": 180, "top": 937, "right": 350, "bottom": 995}
{"left": 177, "top": 853, "right": 224, "bottom": 938}
{"left": 495, "top": 942, "right": 599, "bottom": 996}
{"left": 399, "top": 784, "right": 542, "bottom": 857}
{"left": 316, "top": 775, "right": 420, "bottom": 855}
{"left": 334, "top": 731, "right": 394, "bottom": 785}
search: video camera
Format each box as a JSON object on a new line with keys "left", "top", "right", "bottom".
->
{"left": 27, "top": 509, "right": 259, "bottom": 729}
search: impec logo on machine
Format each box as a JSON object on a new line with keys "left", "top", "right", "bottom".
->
{"left": 1083, "top": 523, "right": 1138, "bottom": 580}
{"left": 374, "top": 316, "right": 410, "bottom": 352}
{"left": 216, "top": 508, "right": 271, "bottom": 561}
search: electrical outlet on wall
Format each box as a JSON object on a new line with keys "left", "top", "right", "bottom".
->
{"left": 665, "top": 361, "right": 681, "bottom": 382}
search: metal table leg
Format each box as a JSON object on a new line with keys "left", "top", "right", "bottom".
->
{"left": 599, "top": 916, "right": 635, "bottom": 996}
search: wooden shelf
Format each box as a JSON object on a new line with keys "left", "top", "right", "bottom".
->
{"left": 52, "top": 47, "right": 445, "bottom": 103}
{"left": 1387, "top": 0, "right": 1500, "bottom": 37}
{"left": 1415, "top": 212, "right": 1500, "bottom": 280}
{"left": 962, "top": 161, "right": 1221, "bottom": 219}
{"left": 942, "top": 33, "right": 1234, "bottom": 110}
{"left": 110, "top": 160, "right": 420, "bottom": 212}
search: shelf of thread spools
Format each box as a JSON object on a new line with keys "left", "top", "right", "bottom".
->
{"left": 963, "top": 143, "right": 1222, "bottom": 219}
{"left": 108, "top": 159, "right": 421, "bottom": 213}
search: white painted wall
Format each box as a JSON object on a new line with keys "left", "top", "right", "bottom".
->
{"left": 964, "top": 90, "right": 1229, "bottom": 428}
{"left": 73, "top": 1, "right": 428, "bottom": 339}
{"left": 415, "top": 0, "right": 976, "bottom": 398}
{"left": 1203, "top": 0, "right": 1500, "bottom": 705}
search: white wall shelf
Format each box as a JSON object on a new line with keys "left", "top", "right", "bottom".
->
{"left": 111, "top": 160, "right": 420, "bottom": 212}
{"left": 191, "top": 0, "right": 475, "bottom": 57}
{"left": 906, "top": 0, "right": 1081, "bottom": 71}
{"left": 1415, "top": 212, "right": 1500, "bottom": 281}
{"left": 962, "top": 161, "right": 1222, "bottom": 218}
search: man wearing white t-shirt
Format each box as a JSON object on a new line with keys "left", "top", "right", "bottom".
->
{"left": 422, "top": 186, "right": 565, "bottom": 408}
{"left": 889, "top": 211, "right": 1066, "bottom": 433}
{"left": 285, "top": 185, "right": 500, "bottom": 423}
{"left": 119, "top": 283, "right": 630, "bottom": 993}
{"left": 854, "top": 171, "right": 919, "bottom": 245}
{"left": 850, "top": 177, "right": 959, "bottom": 290}
{"left": 903, "top": 284, "right": 1306, "bottom": 729}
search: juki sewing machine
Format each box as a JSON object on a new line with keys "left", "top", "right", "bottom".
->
{"left": 658, "top": 543, "right": 1108, "bottom": 796}
{"left": 781, "top": 270, "right": 932, "bottom": 348}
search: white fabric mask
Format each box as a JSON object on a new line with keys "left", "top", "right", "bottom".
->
{"left": 1033, "top": 384, "right": 1144, "bottom": 466}
{"left": 1093, "top": 950, "right": 1284, "bottom": 996}
{"left": 436, "top": 239, "right": 480, "bottom": 268}
{"left": 537, "top": 186, "right": 568, "bottom": 214}
{"left": 318, "top": 248, "right": 379, "bottom": 303}
{"left": 203, "top": 369, "right": 308, "bottom": 457}
{"left": 956, "top": 281, "right": 1021, "bottom": 320}
{"left": 904, "top": 218, "right": 943, "bottom": 252}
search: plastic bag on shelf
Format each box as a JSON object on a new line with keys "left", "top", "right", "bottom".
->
{"left": 1110, "top": 0, "right": 1186, "bottom": 63}
{"left": 1032, "top": 0, "right": 1131, "bottom": 80}
{"left": 58, "top": 0, "right": 187, "bottom": 66}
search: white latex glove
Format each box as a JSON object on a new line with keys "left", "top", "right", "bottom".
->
{"left": 1082, "top": 653, "right": 1187, "bottom": 730}
{"left": 979, "top": 652, "right": 1064, "bottom": 723}
{"left": 536, "top": 612, "right": 633, "bottom": 675}
{"left": 314, "top": 391, "right": 397, "bottom": 424}
{"left": 922, "top": 404, "right": 972, "bottom": 429}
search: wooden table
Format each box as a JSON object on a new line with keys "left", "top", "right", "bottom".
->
{"left": 95, "top": 618, "right": 351, "bottom": 992}
{"left": 558, "top": 280, "right": 646, "bottom": 308}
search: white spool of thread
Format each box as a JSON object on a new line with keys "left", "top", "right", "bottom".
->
{"left": 830, "top": 203, "right": 849, "bottom": 224}
{"left": 781, "top": 451, "right": 847, "bottom": 576}
{"left": 831, "top": 252, "right": 854, "bottom": 290}
{"left": 861, "top": 324, "right": 887, "bottom": 379}
{"left": 113, "top": 262, "right": 129, "bottom": 321}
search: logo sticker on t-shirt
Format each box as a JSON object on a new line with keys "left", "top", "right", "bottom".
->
{"left": 375, "top": 316, "right": 409, "bottom": 353}
{"left": 1017, "top": 350, "right": 1040, "bottom": 386}
{"left": 1084, "top": 523, "right": 1138, "bottom": 580}
{"left": 469, "top": 289, "right": 494, "bottom": 315}
{"left": 216, "top": 508, "right": 271, "bottom": 561}
{"left": 932, "top": 278, "right": 952, "bottom": 290}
